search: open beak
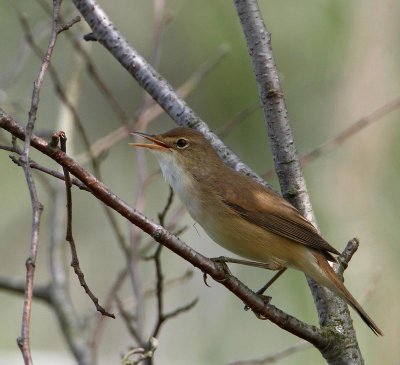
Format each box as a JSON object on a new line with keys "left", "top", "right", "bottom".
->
{"left": 129, "top": 132, "right": 170, "bottom": 151}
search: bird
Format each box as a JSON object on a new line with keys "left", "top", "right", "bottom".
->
{"left": 130, "top": 126, "right": 382, "bottom": 336}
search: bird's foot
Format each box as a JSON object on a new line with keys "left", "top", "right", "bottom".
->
{"left": 244, "top": 292, "right": 272, "bottom": 312}
{"left": 203, "top": 257, "right": 233, "bottom": 287}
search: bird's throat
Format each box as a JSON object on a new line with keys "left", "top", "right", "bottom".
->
{"left": 153, "top": 151, "right": 201, "bottom": 218}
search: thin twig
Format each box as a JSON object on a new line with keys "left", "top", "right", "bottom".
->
{"left": 6, "top": 152, "right": 89, "bottom": 191}
{"left": 300, "top": 96, "right": 400, "bottom": 166}
{"left": 217, "top": 102, "right": 261, "bottom": 138}
{"left": 157, "top": 187, "right": 174, "bottom": 227}
{"left": 337, "top": 238, "right": 359, "bottom": 275}
{"left": 121, "top": 269, "right": 194, "bottom": 311}
{"left": 150, "top": 189, "right": 196, "bottom": 338}
{"left": 91, "top": 269, "right": 128, "bottom": 352}
{"left": 226, "top": 341, "right": 310, "bottom": 365}
{"left": 116, "top": 296, "right": 144, "bottom": 346}
{"left": 143, "top": 269, "right": 193, "bottom": 300}
{"left": 56, "top": 15, "right": 81, "bottom": 34}
{"left": 17, "top": 2, "right": 61, "bottom": 363}
{"left": 35, "top": 0, "right": 130, "bottom": 124}
{"left": 0, "top": 276, "right": 51, "bottom": 303}
{"left": 263, "top": 96, "right": 400, "bottom": 180}
{"left": 42, "top": 68, "right": 96, "bottom": 363}
{"left": 76, "top": 44, "right": 230, "bottom": 165}
{"left": 18, "top": 11, "right": 94, "bottom": 164}
{"left": 57, "top": 131, "right": 115, "bottom": 318}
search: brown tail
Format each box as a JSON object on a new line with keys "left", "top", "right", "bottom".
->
{"left": 311, "top": 254, "right": 383, "bottom": 336}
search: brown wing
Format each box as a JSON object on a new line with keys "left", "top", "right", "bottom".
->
{"left": 222, "top": 198, "right": 339, "bottom": 261}
{"left": 212, "top": 170, "right": 340, "bottom": 261}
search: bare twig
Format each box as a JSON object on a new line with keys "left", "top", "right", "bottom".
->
{"left": 263, "top": 96, "right": 400, "bottom": 180}
{"left": 338, "top": 238, "right": 359, "bottom": 275}
{"left": 154, "top": 298, "right": 198, "bottom": 337}
{"left": 217, "top": 102, "right": 261, "bottom": 138}
{"left": 6, "top": 152, "right": 89, "bottom": 191}
{"left": 91, "top": 269, "right": 128, "bottom": 353}
{"left": 56, "top": 131, "right": 115, "bottom": 318}
{"left": 35, "top": 0, "right": 130, "bottom": 124}
{"left": 56, "top": 15, "right": 81, "bottom": 34}
{"left": 76, "top": 44, "right": 229, "bottom": 165}
{"left": 17, "top": 2, "right": 62, "bottom": 363}
{"left": 150, "top": 187, "right": 196, "bottom": 339}
{"left": 143, "top": 269, "right": 193, "bottom": 300}
{"left": 45, "top": 73, "right": 96, "bottom": 365}
{"left": 121, "top": 269, "right": 194, "bottom": 311}
{"left": 116, "top": 296, "right": 144, "bottom": 346}
{"left": 17, "top": 12, "right": 93, "bottom": 163}
{"left": 157, "top": 187, "right": 174, "bottom": 227}
{"left": 301, "top": 96, "right": 400, "bottom": 165}
{"left": 226, "top": 341, "right": 310, "bottom": 365}
{"left": 0, "top": 276, "right": 51, "bottom": 303}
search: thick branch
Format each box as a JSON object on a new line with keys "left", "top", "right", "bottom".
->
{"left": 233, "top": 0, "right": 362, "bottom": 363}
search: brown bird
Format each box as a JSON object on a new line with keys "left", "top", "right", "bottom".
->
{"left": 130, "top": 127, "right": 382, "bottom": 336}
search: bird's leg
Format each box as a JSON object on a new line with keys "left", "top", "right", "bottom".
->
{"left": 210, "top": 256, "right": 282, "bottom": 270}
{"left": 244, "top": 267, "right": 287, "bottom": 313}
{"left": 256, "top": 267, "right": 287, "bottom": 296}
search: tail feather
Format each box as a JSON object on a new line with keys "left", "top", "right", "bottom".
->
{"left": 312, "top": 253, "right": 383, "bottom": 336}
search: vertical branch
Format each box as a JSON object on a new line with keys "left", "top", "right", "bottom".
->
{"left": 17, "top": 2, "right": 62, "bottom": 364}
{"left": 233, "top": 0, "right": 363, "bottom": 363}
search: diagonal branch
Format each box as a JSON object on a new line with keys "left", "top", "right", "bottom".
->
{"left": 71, "top": 0, "right": 271, "bottom": 188}
{"left": 0, "top": 110, "right": 331, "bottom": 351}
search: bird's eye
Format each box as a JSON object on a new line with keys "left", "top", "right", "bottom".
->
{"left": 176, "top": 138, "right": 188, "bottom": 149}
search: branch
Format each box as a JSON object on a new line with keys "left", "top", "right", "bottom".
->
{"left": 0, "top": 276, "right": 51, "bottom": 303}
{"left": 75, "top": 44, "right": 229, "bottom": 165}
{"left": 35, "top": 0, "right": 130, "bottom": 124}
{"left": 262, "top": 95, "right": 400, "bottom": 180}
{"left": 217, "top": 102, "right": 261, "bottom": 139}
{"left": 5, "top": 151, "right": 89, "bottom": 191}
{"left": 71, "top": 0, "right": 271, "bottom": 188}
{"left": 17, "top": 2, "right": 62, "bottom": 363}
{"left": 91, "top": 269, "right": 128, "bottom": 352}
{"left": 233, "top": 0, "right": 363, "bottom": 363}
{"left": 56, "top": 131, "right": 114, "bottom": 318}
{"left": 226, "top": 341, "right": 310, "bottom": 365}
{"left": 0, "top": 110, "right": 331, "bottom": 351}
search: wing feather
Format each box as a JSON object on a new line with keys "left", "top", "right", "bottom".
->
{"left": 222, "top": 199, "right": 339, "bottom": 262}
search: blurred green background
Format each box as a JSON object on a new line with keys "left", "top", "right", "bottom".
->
{"left": 1, "top": 0, "right": 399, "bottom": 364}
